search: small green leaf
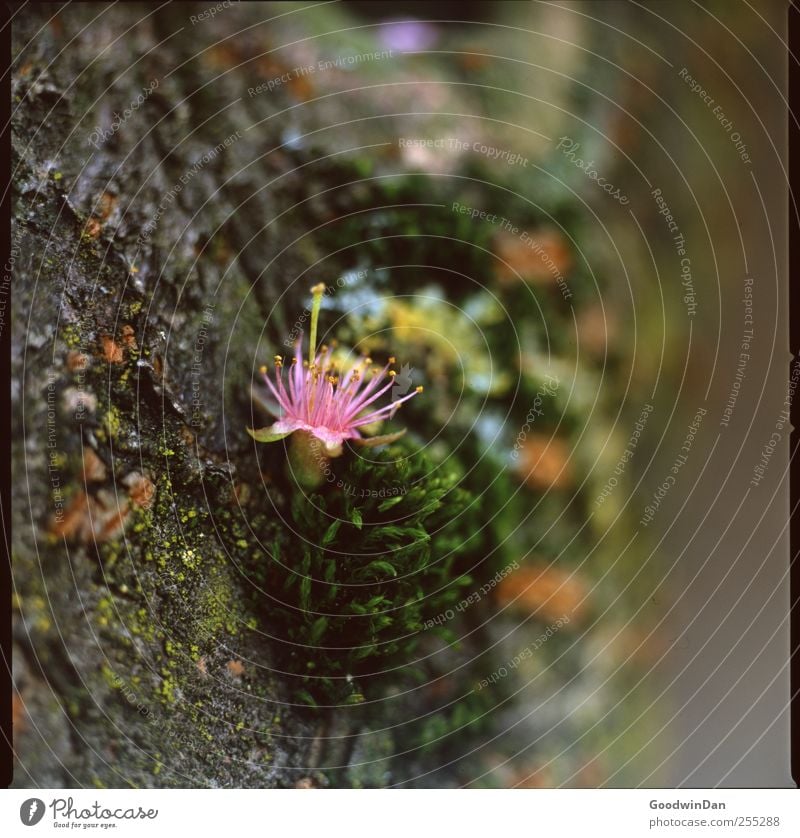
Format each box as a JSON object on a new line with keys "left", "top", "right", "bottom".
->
{"left": 308, "top": 616, "right": 328, "bottom": 644}
{"left": 365, "top": 594, "right": 386, "bottom": 609}
{"left": 364, "top": 560, "right": 397, "bottom": 578}
{"left": 353, "top": 643, "right": 376, "bottom": 660}
{"left": 350, "top": 508, "right": 363, "bottom": 529}
{"left": 322, "top": 519, "right": 342, "bottom": 547}
{"left": 433, "top": 626, "right": 458, "bottom": 645}
{"left": 299, "top": 575, "right": 311, "bottom": 610}
{"left": 372, "top": 615, "right": 393, "bottom": 630}
{"left": 378, "top": 495, "right": 405, "bottom": 512}
{"left": 296, "top": 689, "right": 318, "bottom": 707}
{"left": 247, "top": 426, "right": 292, "bottom": 443}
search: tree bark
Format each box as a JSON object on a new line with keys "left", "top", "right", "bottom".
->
{"left": 9, "top": 2, "right": 347, "bottom": 788}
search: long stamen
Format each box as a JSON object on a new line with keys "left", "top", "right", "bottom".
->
{"left": 351, "top": 386, "right": 423, "bottom": 427}
{"left": 273, "top": 355, "right": 291, "bottom": 406}
{"left": 341, "top": 364, "right": 395, "bottom": 422}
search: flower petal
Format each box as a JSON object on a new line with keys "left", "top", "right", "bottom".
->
{"left": 308, "top": 425, "right": 351, "bottom": 451}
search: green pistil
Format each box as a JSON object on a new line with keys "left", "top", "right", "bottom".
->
{"left": 308, "top": 283, "right": 326, "bottom": 366}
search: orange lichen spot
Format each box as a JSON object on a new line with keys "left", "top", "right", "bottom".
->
{"left": 493, "top": 228, "right": 572, "bottom": 286}
{"left": 66, "top": 351, "right": 89, "bottom": 372}
{"left": 287, "top": 73, "right": 315, "bottom": 101}
{"left": 495, "top": 563, "right": 588, "bottom": 624}
{"left": 101, "top": 335, "right": 124, "bottom": 364}
{"left": 573, "top": 755, "right": 609, "bottom": 789}
{"left": 508, "top": 765, "right": 552, "bottom": 789}
{"left": 514, "top": 434, "right": 574, "bottom": 491}
{"left": 294, "top": 777, "right": 316, "bottom": 789}
{"left": 82, "top": 449, "right": 107, "bottom": 484}
{"left": 226, "top": 660, "right": 245, "bottom": 678}
{"left": 578, "top": 304, "right": 616, "bottom": 357}
{"left": 483, "top": 752, "right": 552, "bottom": 789}
{"left": 97, "top": 191, "right": 118, "bottom": 221}
{"left": 85, "top": 217, "right": 102, "bottom": 239}
{"left": 459, "top": 53, "right": 490, "bottom": 71}
{"left": 204, "top": 43, "right": 242, "bottom": 70}
{"left": 50, "top": 491, "right": 93, "bottom": 542}
{"left": 120, "top": 324, "right": 137, "bottom": 349}
{"left": 12, "top": 692, "right": 27, "bottom": 734}
{"left": 97, "top": 503, "right": 130, "bottom": 542}
{"left": 125, "top": 472, "right": 155, "bottom": 509}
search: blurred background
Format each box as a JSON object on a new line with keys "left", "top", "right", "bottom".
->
{"left": 10, "top": 1, "right": 792, "bottom": 788}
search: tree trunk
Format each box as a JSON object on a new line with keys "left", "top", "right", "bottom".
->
{"left": 9, "top": 2, "right": 348, "bottom": 788}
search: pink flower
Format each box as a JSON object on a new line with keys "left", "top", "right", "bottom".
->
{"left": 248, "top": 284, "right": 422, "bottom": 456}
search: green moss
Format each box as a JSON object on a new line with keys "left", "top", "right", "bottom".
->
{"left": 239, "top": 439, "right": 478, "bottom": 704}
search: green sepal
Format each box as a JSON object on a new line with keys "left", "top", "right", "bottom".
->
{"left": 247, "top": 426, "right": 293, "bottom": 443}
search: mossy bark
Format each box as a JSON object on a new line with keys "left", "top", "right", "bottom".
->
{"left": 8, "top": 2, "right": 346, "bottom": 788}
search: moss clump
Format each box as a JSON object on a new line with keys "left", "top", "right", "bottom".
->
{"left": 244, "top": 440, "right": 476, "bottom": 705}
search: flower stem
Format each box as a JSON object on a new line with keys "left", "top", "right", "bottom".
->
{"left": 288, "top": 430, "right": 327, "bottom": 490}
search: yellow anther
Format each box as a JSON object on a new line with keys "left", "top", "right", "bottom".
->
{"left": 388, "top": 356, "right": 396, "bottom": 364}
{"left": 259, "top": 365, "right": 267, "bottom": 374}
{"left": 416, "top": 386, "right": 424, "bottom": 393}
{"left": 388, "top": 370, "right": 397, "bottom": 377}
{"left": 274, "top": 355, "right": 283, "bottom": 362}
{"left": 365, "top": 357, "right": 372, "bottom": 365}
{"left": 311, "top": 282, "right": 326, "bottom": 295}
